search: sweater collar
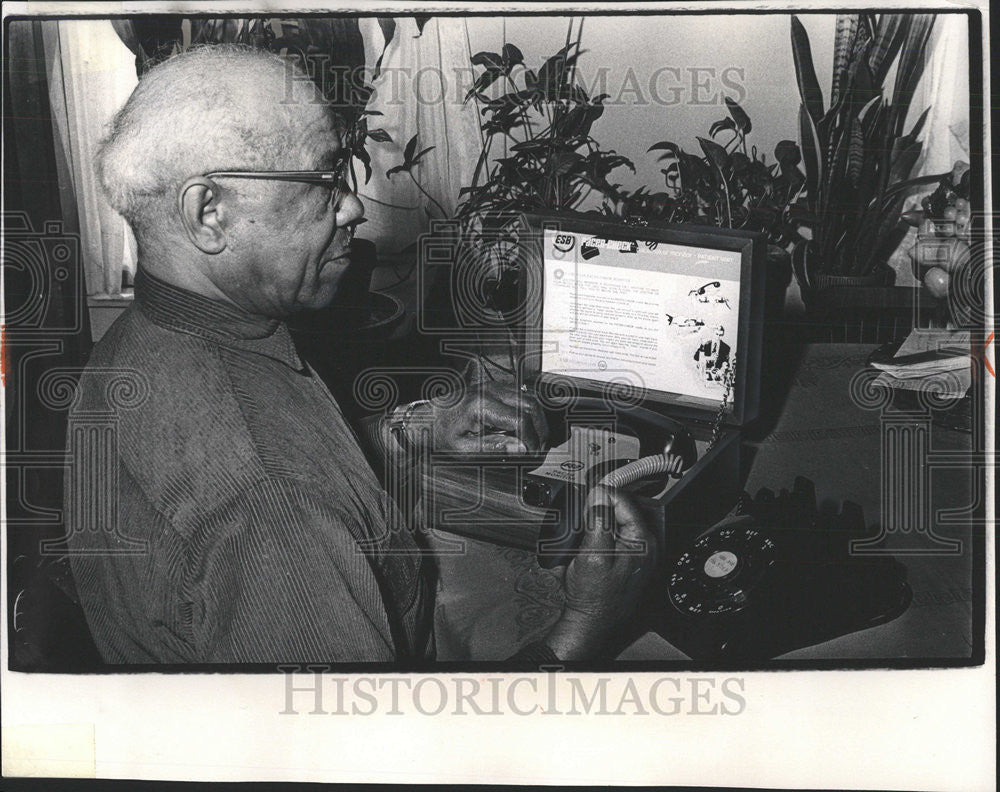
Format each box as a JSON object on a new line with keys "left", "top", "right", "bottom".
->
{"left": 134, "top": 269, "right": 303, "bottom": 370}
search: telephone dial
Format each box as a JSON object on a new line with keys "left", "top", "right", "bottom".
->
{"left": 519, "top": 399, "right": 911, "bottom": 660}
{"left": 647, "top": 479, "right": 911, "bottom": 661}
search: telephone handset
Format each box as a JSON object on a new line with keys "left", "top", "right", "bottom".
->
{"left": 524, "top": 397, "right": 698, "bottom": 569}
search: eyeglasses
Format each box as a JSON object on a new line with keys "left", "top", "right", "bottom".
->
{"left": 204, "top": 169, "right": 347, "bottom": 205}
{"left": 205, "top": 152, "right": 352, "bottom": 212}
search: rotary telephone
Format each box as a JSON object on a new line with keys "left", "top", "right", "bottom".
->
{"left": 520, "top": 400, "right": 911, "bottom": 661}
{"left": 646, "top": 478, "right": 912, "bottom": 661}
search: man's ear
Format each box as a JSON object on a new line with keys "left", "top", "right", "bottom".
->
{"left": 177, "top": 177, "right": 227, "bottom": 254}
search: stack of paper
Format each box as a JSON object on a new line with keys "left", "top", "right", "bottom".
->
{"left": 870, "top": 329, "right": 971, "bottom": 397}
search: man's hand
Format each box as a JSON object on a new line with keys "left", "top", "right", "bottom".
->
{"left": 543, "top": 485, "right": 658, "bottom": 660}
{"left": 416, "top": 382, "right": 549, "bottom": 454}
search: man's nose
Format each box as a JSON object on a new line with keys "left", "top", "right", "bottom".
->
{"left": 336, "top": 192, "right": 364, "bottom": 229}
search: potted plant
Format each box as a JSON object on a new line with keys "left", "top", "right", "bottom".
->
{"left": 626, "top": 98, "right": 804, "bottom": 286}
{"left": 390, "top": 26, "right": 635, "bottom": 328}
{"left": 454, "top": 39, "right": 635, "bottom": 224}
{"left": 787, "top": 12, "right": 950, "bottom": 293}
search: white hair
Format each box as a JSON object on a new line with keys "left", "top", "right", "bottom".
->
{"left": 96, "top": 45, "right": 329, "bottom": 232}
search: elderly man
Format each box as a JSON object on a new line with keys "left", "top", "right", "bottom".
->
{"left": 66, "top": 45, "right": 655, "bottom": 664}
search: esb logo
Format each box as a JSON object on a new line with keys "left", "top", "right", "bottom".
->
{"left": 553, "top": 233, "right": 575, "bottom": 253}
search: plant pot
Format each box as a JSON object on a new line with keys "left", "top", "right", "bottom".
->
{"left": 332, "top": 238, "right": 378, "bottom": 312}
{"left": 763, "top": 243, "right": 792, "bottom": 316}
{"left": 792, "top": 241, "right": 895, "bottom": 297}
{"left": 810, "top": 271, "right": 894, "bottom": 289}
{"left": 288, "top": 238, "right": 405, "bottom": 338}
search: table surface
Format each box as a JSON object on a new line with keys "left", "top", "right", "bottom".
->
{"left": 422, "top": 343, "right": 980, "bottom": 664}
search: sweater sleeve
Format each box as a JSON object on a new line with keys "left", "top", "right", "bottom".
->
{"left": 183, "top": 477, "right": 399, "bottom": 663}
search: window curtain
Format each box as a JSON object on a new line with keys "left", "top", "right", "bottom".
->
{"left": 889, "top": 14, "right": 971, "bottom": 287}
{"left": 4, "top": 20, "right": 103, "bottom": 670}
{"left": 356, "top": 17, "right": 482, "bottom": 252}
{"left": 912, "top": 14, "right": 970, "bottom": 178}
{"left": 42, "top": 20, "right": 138, "bottom": 297}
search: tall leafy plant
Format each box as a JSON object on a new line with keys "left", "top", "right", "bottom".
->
{"left": 789, "top": 12, "right": 948, "bottom": 281}
{"left": 454, "top": 33, "right": 635, "bottom": 230}
{"left": 387, "top": 24, "right": 636, "bottom": 323}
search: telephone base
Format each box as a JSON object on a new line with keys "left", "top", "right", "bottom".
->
{"left": 647, "top": 479, "right": 912, "bottom": 662}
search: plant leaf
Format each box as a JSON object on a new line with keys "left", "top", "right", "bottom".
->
{"left": 552, "top": 104, "right": 587, "bottom": 138}
{"left": 471, "top": 50, "right": 503, "bottom": 71}
{"left": 511, "top": 138, "right": 551, "bottom": 153}
{"left": 775, "top": 140, "right": 802, "bottom": 169}
{"left": 502, "top": 43, "right": 524, "bottom": 67}
{"left": 354, "top": 145, "right": 372, "bottom": 184}
{"left": 410, "top": 145, "right": 435, "bottom": 166}
{"left": 366, "top": 128, "right": 392, "bottom": 143}
{"left": 857, "top": 94, "right": 882, "bottom": 126}
{"left": 377, "top": 17, "right": 396, "bottom": 48}
{"left": 372, "top": 17, "right": 396, "bottom": 80}
{"left": 403, "top": 133, "right": 418, "bottom": 163}
{"left": 798, "top": 104, "right": 821, "bottom": 214}
{"left": 905, "top": 105, "right": 931, "bottom": 142}
{"left": 648, "top": 141, "right": 681, "bottom": 154}
{"left": 890, "top": 14, "right": 935, "bottom": 136}
{"left": 831, "top": 14, "right": 859, "bottom": 107}
{"left": 537, "top": 44, "right": 579, "bottom": 90}
{"left": 887, "top": 138, "right": 922, "bottom": 187}
{"left": 846, "top": 117, "right": 865, "bottom": 188}
{"left": 860, "top": 12, "right": 877, "bottom": 42}
{"left": 849, "top": 58, "right": 876, "bottom": 111}
{"left": 730, "top": 152, "right": 751, "bottom": 172}
{"left": 875, "top": 172, "right": 947, "bottom": 209}
{"left": 867, "top": 13, "right": 907, "bottom": 87}
{"left": 790, "top": 16, "right": 825, "bottom": 124}
{"left": 724, "top": 97, "right": 752, "bottom": 134}
{"left": 697, "top": 136, "right": 730, "bottom": 172}
{"left": 548, "top": 151, "right": 583, "bottom": 176}
{"left": 710, "top": 116, "right": 737, "bottom": 138}
{"left": 464, "top": 70, "right": 501, "bottom": 103}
